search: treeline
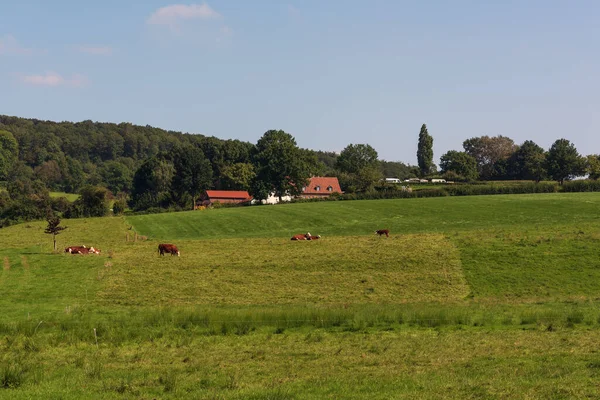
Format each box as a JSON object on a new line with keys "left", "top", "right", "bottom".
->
{"left": 437, "top": 136, "right": 598, "bottom": 184}
{"left": 1, "top": 115, "right": 597, "bottom": 227}
{"left": 0, "top": 115, "right": 416, "bottom": 225}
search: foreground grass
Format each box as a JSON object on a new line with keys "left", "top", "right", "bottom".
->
{"left": 2, "top": 324, "right": 600, "bottom": 399}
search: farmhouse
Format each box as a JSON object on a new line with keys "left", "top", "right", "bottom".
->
{"left": 300, "top": 177, "right": 343, "bottom": 199}
{"left": 200, "top": 190, "right": 252, "bottom": 207}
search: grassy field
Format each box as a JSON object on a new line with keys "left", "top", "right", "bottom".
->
{"left": 49, "top": 192, "right": 80, "bottom": 202}
{"left": 2, "top": 193, "right": 600, "bottom": 398}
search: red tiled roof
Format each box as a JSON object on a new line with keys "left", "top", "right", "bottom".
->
{"left": 302, "top": 177, "right": 343, "bottom": 195}
{"left": 205, "top": 190, "right": 251, "bottom": 199}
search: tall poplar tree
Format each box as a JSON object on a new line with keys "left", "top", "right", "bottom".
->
{"left": 417, "top": 124, "right": 434, "bottom": 176}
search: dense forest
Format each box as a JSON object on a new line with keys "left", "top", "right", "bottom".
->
{"left": 0, "top": 115, "right": 417, "bottom": 225}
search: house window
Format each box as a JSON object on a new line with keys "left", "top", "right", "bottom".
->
{"left": 315, "top": 186, "right": 321, "bottom": 191}
{"left": 327, "top": 186, "right": 333, "bottom": 191}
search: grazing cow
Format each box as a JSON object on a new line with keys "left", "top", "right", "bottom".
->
{"left": 375, "top": 229, "right": 390, "bottom": 237}
{"left": 158, "top": 243, "right": 180, "bottom": 256}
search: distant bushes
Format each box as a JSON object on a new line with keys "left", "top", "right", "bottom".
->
{"left": 285, "top": 180, "right": 600, "bottom": 204}
{"left": 561, "top": 180, "right": 600, "bottom": 192}
{"left": 445, "top": 182, "right": 558, "bottom": 196}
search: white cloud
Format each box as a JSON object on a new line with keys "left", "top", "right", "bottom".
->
{"left": 20, "top": 72, "right": 89, "bottom": 87}
{"left": 77, "top": 45, "right": 112, "bottom": 55}
{"left": 0, "top": 34, "right": 34, "bottom": 55}
{"left": 147, "top": 3, "right": 220, "bottom": 26}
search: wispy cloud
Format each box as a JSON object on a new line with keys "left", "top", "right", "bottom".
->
{"left": 147, "top": 3, "right": 220, "bottom": 27}
{"left": 0, "top": 34, "right": 34, "bottom": 55}
{"left": 288, "top": 4, "right": 300, "bottom": 15}
{"left": 19, "top": 72, "right": 89, "bottom": 87}
{"left": 76, "top": 45, "right": 112, "bottom": 55}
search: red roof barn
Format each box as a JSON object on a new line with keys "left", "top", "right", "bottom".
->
{"left": 200, "top": 190, "right": 252, "bottom": 207}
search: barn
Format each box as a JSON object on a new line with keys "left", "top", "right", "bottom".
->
{"left": 199, "top": 190, "right": 252, "bottom": 207}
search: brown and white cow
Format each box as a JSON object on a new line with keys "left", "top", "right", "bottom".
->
{"left": 291, "top": 234, "right": 308, "bottom": 241}
{"left": 65, "top": 245, "right": 87, "bottom": 254}
{"left": 158, "top": 243, "right": 180, "bottom": 256}
{"left": 375, "top": 229, "right": 390, "bottom": 237}
{"left": 65, "top": 245, "right": 101, "bottom": 255}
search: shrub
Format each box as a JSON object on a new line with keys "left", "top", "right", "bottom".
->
{"left": 112, "top": 199, "right": 127, "bottom": 215}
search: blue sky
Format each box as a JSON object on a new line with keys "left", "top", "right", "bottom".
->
{"left": 1, "top": 0, "right": 598, "bottom": 164}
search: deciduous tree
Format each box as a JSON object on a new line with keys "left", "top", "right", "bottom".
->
{"left": 439, "top": 151, "right": 478, "bottom": 181}
{"left": 335, "top": 144, "right": 382, "bottom": 192}
{"left": 506, "top": 140, "right": 547, "bottom": 182}
{"left": 171, "top": 146, "right": 213, "bottom": 209}
{"left": 251, "top": 130, "right": 316, "bottom": 201}
{"left": 463, "top": 135, "right": 516, "bottom": 180}
{"left": 586, "top": 154, "right": 600, "bottom": 180}
{"left": 0, "top": 130, "right": 19, "bottom": 180}
{"left": 221, "top": 163, "right": 255, "bottom": 191}
{"left": 546, "top": 139, "right": 586, "bottom": 184}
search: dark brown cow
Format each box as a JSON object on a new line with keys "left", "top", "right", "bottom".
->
{"left": 375, "top": 229, "right": 389, "bottom": 237}
{"left": 158, "top": 243, "right": 180, "bottom": 256}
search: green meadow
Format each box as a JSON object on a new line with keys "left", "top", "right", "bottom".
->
{"left": 2, "top": 193, "right": 600, "bottom": 398}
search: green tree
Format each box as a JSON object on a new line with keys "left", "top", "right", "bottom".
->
{"left": 335, "top": 144, "right": 382, "bottom": 192}
{"left": 44, "top": 214, "right": 67, "bottom": 251}
{"left": 463, "top": 135, "right": 516, "bottom": 180}
{"left": 34, "top": 160, "right": 63, "bottom": 190}
{"left": 586, "top": 155, "right": 600, "bottom": 180}
{"left": 98, "top": 161, "right": 134, "bottom": 194}
{"left": 506, "top": 140, "right": 547, "bottom": 182}
{"left": 0, "top": 130, "right": 19, "bottom": 180}
{"left": 545, "top": 139, "right": 586, "bottom": 184}
{"left": 130, "top": 156, "right": 175, "bottom": 210}
{"left": 74, "top": 186, "right": 110, "bottom": 217}
{"left": 417, "top": 124, "right": 434, "bottom": 176}
{"left": 251, "top": 130, "right": 316, "bottom": 201}
{"left": 439, "top": 151, "right": 479, "bottom": 181}
{"left": 221, "top": 163, "right": 256, "bottom": 190}
{"left": 171, "top": 146, "right": 213, "bottom": 210}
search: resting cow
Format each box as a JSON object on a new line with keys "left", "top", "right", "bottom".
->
{"left": 291, "top": 234, "right": 308, "bottom": 241}
{"left": 65, "top": 245, "right": 87, "bottom": 254}
{"left": 158, "top": 243, "right": 180, "bottom": 256}
{"left": 375, "top": 229, "right": 390, "bottom": 237}
{"left": 291, "top": 233, "right": 322, "bottom": 240}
